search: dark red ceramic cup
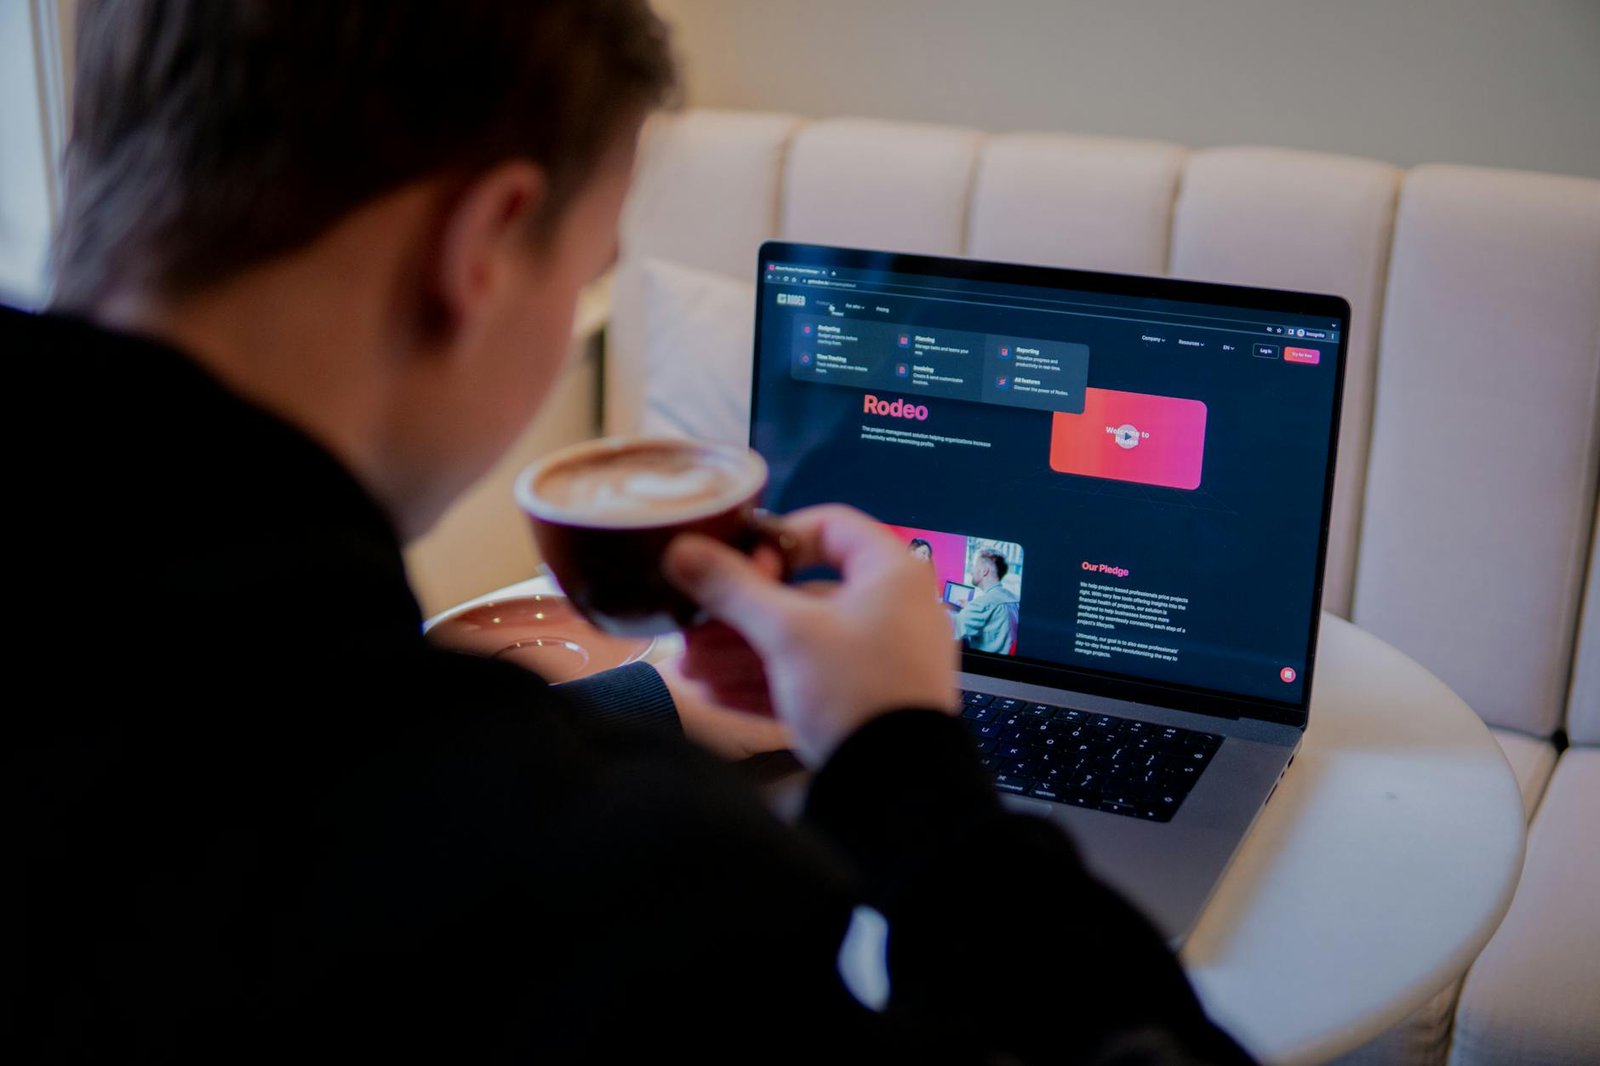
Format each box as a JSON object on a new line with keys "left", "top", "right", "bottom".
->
{"left": 515, "top": 437, "right": 774, "bottom": 636}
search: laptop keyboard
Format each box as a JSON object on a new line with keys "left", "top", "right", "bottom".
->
{"left": 960, "top": 691, "right": 1221, "bottom": 822}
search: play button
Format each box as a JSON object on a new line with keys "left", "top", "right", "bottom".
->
{"left": 1114, "top": 424, "right": 1141, "bottom": 450}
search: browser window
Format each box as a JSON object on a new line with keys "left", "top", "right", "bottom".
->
{"left": 752, "top": 248, "right": 1345, "bottom": 706}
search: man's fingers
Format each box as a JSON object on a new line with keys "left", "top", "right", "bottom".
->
{"left": 681, "top": 624, "right": 770, "bottom": 687}
{"left": 683, "top": 620, "right": 754, "bottom": 654}
{"left": 663, "top": 533, "right": 800, "bottom": 652}
{"left": 764, "top": 504, "right": 907, "bottom": 578}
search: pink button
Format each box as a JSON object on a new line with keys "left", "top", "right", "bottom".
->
{"left": 1284, "top": 346, "right": 1320, "bottom": 365}
{"left": 1280, "top": 666, "right": 1297, "bottom": 683}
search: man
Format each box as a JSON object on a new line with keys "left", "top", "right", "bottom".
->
{"left": 6, "top": 4, "right": 1253, "bottom": 1064}
{"left": 955, "top": 548, "right": 1021, "bottom": 654}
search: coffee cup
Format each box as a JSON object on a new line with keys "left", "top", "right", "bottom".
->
{"left": 515, "top": 437, "right": 778, "bottom": 636}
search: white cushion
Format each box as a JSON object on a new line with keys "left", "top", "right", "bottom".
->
{"left": 622, "top": 109, "right": 803, "bottom": 276}
{"left": 1354, "top": 166, "right": 1600, "bottom": 738}
{"left": 1169, "top": 147, "right": 1401, "bottom": 619}
{"left": 1327, "top": 986, "right": 1456, "bottom": 1066}
{"left": 1567, "top": 499, "right": 1600, "bottom": 746}
{"left": 1489, "top": 727, "right": 1560, "bottom": 823}
{"left": 966, "top": 132, "right": 1186, "bottom": 274}
{"left": 610, "top": 109, "right": 801, "bottom": 433}
{"left": 781, "top": 118, "right": 983, "bottom": 255}
{"left": 1451, "top": 749, "right": 1600, "bottom": 1066}
{"left": 638, "top": 259, "right": 755, "bottom": 446}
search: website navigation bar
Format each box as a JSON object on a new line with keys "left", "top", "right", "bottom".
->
{"left": 792, "top": 315, "right": 1090, "bottom": 415}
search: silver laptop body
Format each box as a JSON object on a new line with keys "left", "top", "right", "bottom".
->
{"left": 749, "top": 242, "right": 1349, "bottom": 942}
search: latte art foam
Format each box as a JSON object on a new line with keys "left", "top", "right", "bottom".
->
{"left": 564, "top": 464, "right": 727, "bottom": 513}
{"left": 530, "top": 441, "right": 758, "bottom": 526}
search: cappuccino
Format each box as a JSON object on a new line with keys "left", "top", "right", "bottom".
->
{"left": 515, "top": 438, "right": 773, "bottom": 635}
{"left": 531, "top": 441, "right": 752, "bottom": 526}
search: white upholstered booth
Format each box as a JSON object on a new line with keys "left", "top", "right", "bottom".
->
{"left": 434, "top": 109, "right": 1600, "bottom": 1065}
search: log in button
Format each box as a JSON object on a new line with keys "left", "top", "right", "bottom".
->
{"left": 1253, "top": 343, "right": 1280, "bottom": 359}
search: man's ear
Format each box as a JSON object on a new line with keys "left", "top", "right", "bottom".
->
{"left": 433, "top": 161, "right": 548, "bottom": 334}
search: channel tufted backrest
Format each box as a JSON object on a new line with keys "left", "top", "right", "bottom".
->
{"left": 1352, "top": 166, "right": 1600, "bottom": 737}
{"left": 612, "top": 113, "right": 1600, "bottom": 743}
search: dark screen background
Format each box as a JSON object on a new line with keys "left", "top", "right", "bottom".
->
{"left": 750, "top": 250, "right": 1345, "bottom": 706}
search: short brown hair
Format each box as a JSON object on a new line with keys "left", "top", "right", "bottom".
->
{"left": 977, "top": 549, "right": 1008, "bottom": 581}
{"left": 52, "top": 0, "right": 676, "bottom": 310}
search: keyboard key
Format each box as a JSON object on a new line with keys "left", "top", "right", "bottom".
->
{"left": 1034, "top": 749, "right": 1078, "bottom": 770}
{"left": 974, "top": 702, "right": 1216, "bottom": 815}
{"left": 994, "top": 772, "right": 1035, "bottom": 794}
{"left": 1040, "top": 718, "right": 1078, "bottom": 737}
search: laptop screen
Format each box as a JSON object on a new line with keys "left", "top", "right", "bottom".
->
{"left": 749, "top": 243, "right": 1349, "bottom": 718}
{"left": 942, "top": 580, "right": 976, "bottom": 606}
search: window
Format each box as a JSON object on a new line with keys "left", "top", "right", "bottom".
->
{"left": 0, "top": 0, "right": 69, "bottom": 308}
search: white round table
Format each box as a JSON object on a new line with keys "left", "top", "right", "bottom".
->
{"left": 1182, "top": 613, "right": 1524, "bottom": 1065}
{"left": 432, "top": 583, "right": 1526, "bottom": 1066}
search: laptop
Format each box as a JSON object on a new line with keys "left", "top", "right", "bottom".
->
{"left": 749, "top": 241, "right": 1349, "bottom": 942}
{"left": 942, "top": 580, "right": 975, "bottom": 606}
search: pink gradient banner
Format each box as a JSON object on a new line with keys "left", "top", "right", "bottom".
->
{"left": 1049, "top": 387, "right": 1207, "bottom": 490}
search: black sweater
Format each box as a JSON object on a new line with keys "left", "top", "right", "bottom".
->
{"left": 3, "top": 306, "right": 1254, "bottom": 1065}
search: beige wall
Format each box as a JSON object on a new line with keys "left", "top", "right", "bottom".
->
{"left": 654, "top": 0, "right": 1600, "bottom": 179}
{"left": 405, "top": 348, "right": 598, "bottom": 620}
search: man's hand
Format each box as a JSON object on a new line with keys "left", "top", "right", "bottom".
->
{"left": 651, "top": 652, "right": 791, "bottom": 761}
{"left": 664, "top": 504, "right": 959, "bottom": 767}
